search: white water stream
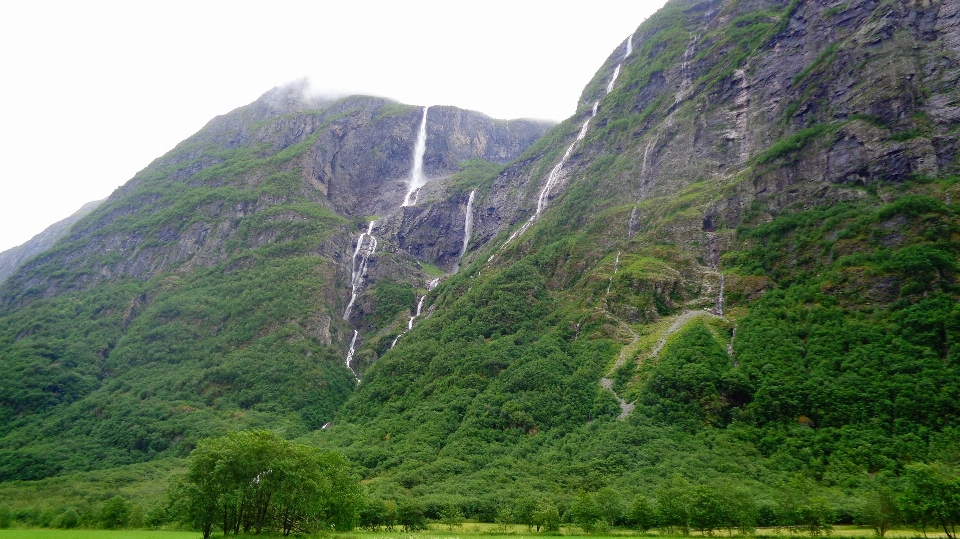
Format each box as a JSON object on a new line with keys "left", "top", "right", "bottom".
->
{"left": 343, "top": 220, "right": 378, "bottom": 321}
{"left": 501, "top": 118, "right": 592, "bottom": 248}
{"left": 403, "top": 106, "right": 429, "bottom": 207}
{"left": 606, "top": 251, "right": 621, "bottom": 295}
{"left": 344, "top": 330, "right": 360, "bottom": 381}
{"left": 454, "top": 190, "right": 476, "bottom": 273}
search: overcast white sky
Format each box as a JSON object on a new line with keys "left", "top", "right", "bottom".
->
{"left": 0, "top": 0, "right": 666, "bottom": 253}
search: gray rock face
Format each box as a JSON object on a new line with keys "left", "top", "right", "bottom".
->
{"left": 0, "top": 199, "right": 102, "bottom": 284}
{"left": 0, "top": 90, "right": 552, "bottom": 308}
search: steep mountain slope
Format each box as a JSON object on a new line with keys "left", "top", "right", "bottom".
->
{"left": 0, "top": 0, "right": 958, "bottom": 520}
{"left": 0, "top": 83, "right": 551, "bottom": 481}
{"left": 0, "top": 199, "right": 102, "bottom": 284}
{"left": 311, "top": 0, "right": 960, "bottom": 511}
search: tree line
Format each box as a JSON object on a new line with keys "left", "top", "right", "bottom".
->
{"left": 1, "top": 431, "right": 957, "bottom": 538}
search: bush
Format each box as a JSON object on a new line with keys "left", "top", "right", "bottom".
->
{"left": 100, "top": 496, "right": 132, "bottom": 529}
{"left": 0, "top": 504, "right": 11, "bottom": 528}
{"left": 55, "top": 508, "right": 80, "bottom": 529}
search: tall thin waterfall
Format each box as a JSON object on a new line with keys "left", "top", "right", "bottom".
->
{"left": 501, "top": 116, "right": 592, "bottom": 248}
{"left": 606, "top": 65, "right": 621, "bottom": 94}
{"left": 402, "top": 107, "right": 429, "bottom": 207}
{"left": 344, "top": 330, "right": 360, "bottom": 381}
{"left": 343, "top": 220, "right": 377, "bottom": 321}
{"left": 606, "top": 251, "right": 621, "bottom": 295}
{"left": 605, "top": 35, "right": 632, "bottom": 94}
{"left": 592, "top": 101, "right": 599, "bottom": 117}
{"left": 454, "top": 190, "right": 476, "bottom": 273}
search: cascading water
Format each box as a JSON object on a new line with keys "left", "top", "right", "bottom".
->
{"left": 606, "top": 251, "right": 621, "bottom": 295}
{"left": 454, "top": 190, "right": 476, "bottom": 273}
{"left": 343, "top": 220, "right": 378, "bottom": 321}
{"left": 390, "top": 290, "right": 432, "bottom": 349}
{"left": 606, "top": 64, "right": 621, "bottom": 94}
{"left": 344, "top": 330, "right": 360, "bottom": 381}
{"left": 605, "top": 35, "right": 633, "bottom": 95}
{"left": 497, "top": 31, "right": 632, "bottom": 252}
{"left": 674, "top": 34, "right": 700, "bottom": 105}
{"left": 402, "top": 106, "right": 429, "bottom": 207}
{"left": 628, "top": 206, "right": 639, "bottom": 238}
{"left": 715, "top": 273, "right": 725, "bottom": 316}
{"left": 501, "top": 117, "right": 592, "bottom": 248}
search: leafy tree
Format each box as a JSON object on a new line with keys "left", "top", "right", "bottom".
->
{"left": 440, "top": 503, "right": 465, "bottom": 531}
{"left": 656, "top": 475, "right": 692, "bottom": 535}
{"left": 0, "top": 504, "right": 12, "bottom": 528}
{"left": 173, "top": 429, "right": 361, "bottom": 538}
{"left": 54, "top": 508, "right": 80, "bottom": 529}
{"left": 514, "top": 496, "right": 538, "bottom": 530}
{"left": 690, "top": 484, "right": 725, "bottom": 535}
{"left": 569, "top": 491, "right": 604, "bottom": 533}
{"left": 397, "top": 498, "right": 427, "bottom": 532}
{"left": 99, "top": 496, "right": 132, "bottom": 529}
{"left": 533, "top": 501, "right": 561, "bottom": 532}
{"left": 627, "top": 495, "right": 655, "bottom": 531}
{"left": 595, "top": 487, "right": 624, "bottom": 527}
{"left": 857, "top": 477, "right": 900, "bottom": 536}
{"left": 899, "top": 463, "right": 960, "bottom": 538}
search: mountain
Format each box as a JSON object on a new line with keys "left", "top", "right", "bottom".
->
{"left": 1, "top": 0, "right": 959, "bottom": 525}
{"left": 0, "top": 199, "right": 103, "bottom": 285}
{"left": 0, "top": 83, "right": 552, "bottom": 481}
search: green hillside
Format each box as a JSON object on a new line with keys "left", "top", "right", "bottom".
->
{"left": 0, "top": 0, "right": 958, "bottom": 534}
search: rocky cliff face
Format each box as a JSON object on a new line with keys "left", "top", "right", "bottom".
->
{"left": 0, "top": 0, "right": 958, "bottom": 488}
{"left": 0, "top": 199, "right": 102, "bottom": 285}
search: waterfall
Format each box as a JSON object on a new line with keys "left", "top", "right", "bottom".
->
{"left": 628, "top": 206, "right": 639, "bottom": 237}
{"left": 501, "top": 117, "right": 592, "bottom": 248}
{"left": 344, "top": 330, "right": 360, "bottom": 380}
{"left": 605, "top": 34, "right": 633, "bottom": 95}
{"left": 606, "top": 64, "right": 621, "bottom": 94}
{"left": 407, "top": 295, "right": 426, "bottom": 330}
{"left": 715, "top": 273, "right": 725, "bottom": 316}
{"left": 674, "top": 34, "right": 700, "bottom": 105}
{"left": 592, "top": 101, "right": 599, "bottom": 117}
{"left": 343, "top": 220, "right": 378, "bottom": 321}
{"left": 454, "top": 190, "right": 476, "bottom": 273}
{"left": 606, "top": 251, "right": 621, "bottom": 295}
{"left": 402, "top": 106, "right": 429, "bottom": 207}
{"left": 428, "top": 277, "right": 440, "bottom": 290}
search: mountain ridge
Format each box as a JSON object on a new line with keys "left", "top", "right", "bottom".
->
{"left": 0, "top": 0, "right": 958, "bottom": 527}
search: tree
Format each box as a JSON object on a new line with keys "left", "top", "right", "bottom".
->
{"left": 899, "top": 463, "right": 960, "bottom": 539}
{"left": 595, "top": 487, "right": 624, "bottom": 527}
{"left": 569, "top": 491, "right": 605, "bottom": 533}
{"left": 397, "top": 498, "right": 427, "bottom": 532}
{"left": 627, "top": 495, "right": 655, "bottom": 531}
{"left": 656, "top": 475, "right": 692, "bottom": 535}
{"left": 857, "top": 478, "right": 900, "bottom": 537}
{"left": 172, "top": 430, "right": 362, "bottom": 538}
{"left": 440, "top": 503, "right": 465, "bottom": 531}
{"left": 99, "top": 496, "right": 131, "bottom": 529}
{"left": 690, "top": 484, "right": 725, "bottom": 535}
{"left": 514, "top": 496, "right": 538, "bottom": 530}
{"left": 533, "top": 501, "right": 561, "bottom": 532}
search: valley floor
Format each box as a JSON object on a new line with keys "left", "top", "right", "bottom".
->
{"left": 0, "top": 525, "right": 950, "bottom": 539}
